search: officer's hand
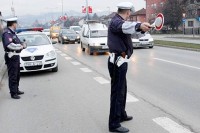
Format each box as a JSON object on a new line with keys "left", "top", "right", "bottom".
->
{"left": 140, "top": 22, "right": 152, "bottom": 32}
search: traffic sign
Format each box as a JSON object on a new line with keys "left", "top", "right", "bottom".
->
{"left": 182, "top": 19, "right": 186, "bottom": 23}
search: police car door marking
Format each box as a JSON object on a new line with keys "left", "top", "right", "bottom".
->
{"left": 94, "top": 77, "right": 110, "bottom": 84}
{"left": 80, "top": 68, "right": 92, "bottom": 72}
{"left": 126, "top": 93, "right": 139, "bottom": 103}
{"left": 153, "top": 117, "right": 194, "bottom": 133}
{"left": 65, "top": 57, "right": 73, "bottom": 60}
{"left": 71, "top": 61, "right": 81, "bottom": 65}
{"left": 26, "top": 48, "right": 38, "bottom": 53}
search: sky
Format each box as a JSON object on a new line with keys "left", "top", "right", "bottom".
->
{"left": 0, "top": 0, "right": 146, "bottom": 16}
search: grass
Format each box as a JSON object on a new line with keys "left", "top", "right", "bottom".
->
{"left": 154, "top": 40, "right": 200, "bottom": 50}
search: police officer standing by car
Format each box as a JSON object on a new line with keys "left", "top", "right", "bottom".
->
{"left": 108, "top": 2, "right": 152, "bottom": 132}
{"left": 2, "top": 17, "right": 26, "bottom": 99}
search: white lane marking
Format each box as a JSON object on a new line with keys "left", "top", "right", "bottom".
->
{"left": 65, "top": 57, "right": 73, "bottom": 60}
{"left": 94, "top": 77, "right": 110, "bottom": 84}
{"left": 71, "top": 61, "right": 81, "bottom": 65}
{"left": 80, "top": 68, "right": 92, "bottom": 72}
{"left": 60, "top": 53, "right": 67, "bottom": 56}
{"left": 154, "top": 58, "right": 200, "bottom": 70}
{"left": 56, "top": 50, "right": 62, "bottom": 53}
{"left": 153, "top": 117, "right": 194, "bottom": 133}
{"left": 126, "top": 93, "right": 139, "bottom": 103}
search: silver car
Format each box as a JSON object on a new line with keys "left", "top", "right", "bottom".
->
{"left": 132, "top": 32, "right": 154, "bottom": 48}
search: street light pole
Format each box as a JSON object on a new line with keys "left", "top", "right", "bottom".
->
{"left": 62, "top": 0, "right": 63, "bottom": 17}
{"left": 86, "top": 0, "right": 89, "bottom": 20}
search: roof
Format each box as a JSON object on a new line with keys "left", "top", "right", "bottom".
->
{"left": 131, "top": 8, "right": 146, "bottom": 16}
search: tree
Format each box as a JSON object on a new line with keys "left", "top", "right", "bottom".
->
{"left": 163, "top": 0, "right": 182, "bottom": 31}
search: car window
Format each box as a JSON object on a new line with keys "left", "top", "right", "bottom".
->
{"left": 62, "top": 30, "right": 76, "bottom": 34}
{"left": 43, "top": 29, "right": 50, "bottom": 32}
{"left": 72, "top": 27, "right": 81, "bottom": 31}
{"left": 90, "top": 30, "right": 107, "bottom": 38}
{"left": 18, "top": 34, "right": 51, "bottom": 46}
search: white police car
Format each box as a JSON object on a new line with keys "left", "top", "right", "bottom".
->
{"left": 17, "top": 31, "right": 58, "bottom": 72}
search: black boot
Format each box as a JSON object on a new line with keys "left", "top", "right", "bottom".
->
{"left": 17, "top": 91, "right": 24, "bottom": 95}
{"left": 11, "top": 94, "right": 21, "bottom": 99}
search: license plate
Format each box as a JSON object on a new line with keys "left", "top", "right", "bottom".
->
{"left": 70, "top": 39, "right": 75, "bottom": 41}
{"left": 24, "top": 61, "right": 42, "bottom": 67}
{"left": 102, "top": 45, "right": 108, "bottom": 49}
{"left": 140, "top": 42, "right": 148, "bottom": 45}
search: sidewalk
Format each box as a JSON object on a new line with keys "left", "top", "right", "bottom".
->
{"left": 152, "top": 34, "right": 200, "bottom": 44}
{"left": 0, "top": 42, "right": 6, "bottom": 86}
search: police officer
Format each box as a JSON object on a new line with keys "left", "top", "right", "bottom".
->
{"left": 108, "top": 2, "right": 152, "bottom": 132}
{"left": 2, "top": 17, "right": 26, "bottom": 99}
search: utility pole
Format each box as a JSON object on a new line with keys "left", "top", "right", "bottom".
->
{"left": 11, "top": 0, "right": 15, "bottom": 17}
{"left": 86, "top": 0, "right": 89, "bottom": 20}
{"left": 62, "top": 0, "right": 63, "bottom": 17}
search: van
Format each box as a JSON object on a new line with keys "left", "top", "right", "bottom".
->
{"left": 80, "top": 21, "right": 108, "bottom": 55}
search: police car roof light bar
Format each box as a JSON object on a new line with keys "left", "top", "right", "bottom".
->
{"left": 16, "top": 27, "right": 44, "bottom": 33}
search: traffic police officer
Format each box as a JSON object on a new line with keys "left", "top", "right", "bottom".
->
{"left": 2, "top": 17, "right": 26, "bottom": 99}
{"left": 108, "top": 2, "right": 152, "bottom": 132}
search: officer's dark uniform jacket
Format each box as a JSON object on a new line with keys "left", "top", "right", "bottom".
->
{"left": 2, "top": 28, "right": 21, "bottom": 53}
{"left": 108, "top": 14, "right": 141, "bottom": 58}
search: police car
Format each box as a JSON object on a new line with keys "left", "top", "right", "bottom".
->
{"left": 17, "top": 30, "right": 58, "bottom": 72}
{"left": 80, "top": 21, "right": 108, "bottom": 55}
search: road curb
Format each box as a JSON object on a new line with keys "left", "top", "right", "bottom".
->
{"left": 154, "top": 44, "right": 200, "bottom": 52}
{"left": 0, "top": 62, "right": 6, "bottom": 89}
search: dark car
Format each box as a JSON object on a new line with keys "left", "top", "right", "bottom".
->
{"left": 58, "top": 29, "right": 79, "bottom": 44}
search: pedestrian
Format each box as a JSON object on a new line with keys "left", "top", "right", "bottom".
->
{"left": 1, "top": 17, "right": 26, "bottom": 99}
{"left": 107, "top": 2, "right": 152, "bottom": 132}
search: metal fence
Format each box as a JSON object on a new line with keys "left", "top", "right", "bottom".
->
{"left": 184, "top": 27, "right": 200, "bottom": 35}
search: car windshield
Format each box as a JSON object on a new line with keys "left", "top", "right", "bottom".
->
{"left": 52, "top": 30, "right": 59, "bottom": 33}
{"left": 90, "top": 30, "right": 107, "bottom": 38}
{"left": 62, "top": 30, "right": 76, "bottom": 34}
{"left": 132, "top": 32, "right": 150, "bottom": 39}
{"left": 18, "top": 34, "right": 51, "bottom": 46}
{"left": 43, "top": 29, "right": 50, "bottom": 32}
{"left": 72, "top": 27, "right": 81, "bottom": 31}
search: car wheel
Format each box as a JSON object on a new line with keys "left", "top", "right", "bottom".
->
{"left": 149, "top": 46, "right": 154, "bottom": 48}
{"left": 61, "top": 39, "right": 64, "bottom": 45}
{"left": 52, "top": 65, "right": 58, "bottom": 72}
{"left": 81, "top": 42, "right": 85, "bottom": 52}
{"left": 88, "top": 45, "right": 93, "bottom": 55}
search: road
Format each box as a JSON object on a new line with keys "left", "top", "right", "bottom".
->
{"left": 0, "top": 43, "right": 200, "bottom": 133}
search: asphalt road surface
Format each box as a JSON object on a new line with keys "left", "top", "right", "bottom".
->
{"left": 0, "top": 43, "right": 200, "bottom": 133}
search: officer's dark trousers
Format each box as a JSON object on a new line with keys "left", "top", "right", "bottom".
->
{"left": 4, "top": 54, "right": 20, "bottom": 95}
{"left": 108, "top": 57, "right": 128, "bottom": 130}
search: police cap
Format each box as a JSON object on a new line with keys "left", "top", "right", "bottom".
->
{"left": 117, "top": 2, "right": 134, "bottom": 10}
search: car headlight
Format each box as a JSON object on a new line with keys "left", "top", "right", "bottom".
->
{"left": 149, "top": 38, "right": 154, "bottom": 42}
{"left": 46, "top": 50, "right": 56, "bottom": 58}
{"left": 77, "top": 36, "right": 80, "bottom": 39}
{"left": 63, "top": 36, "right": 67, "bottom": 39}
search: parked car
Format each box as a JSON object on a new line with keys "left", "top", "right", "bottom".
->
{"left": 80, "top": 21, "right": 108, "bottom": 55}
{"left": 58, "top": 29, "right": 79, "bottom": 44}
{"left": 132, "top": 32, "right": 154, "bottom": 48}
{"left": 42, "top": 29, "right": 50, "bottom": 37}
{"left": 17, "top": 31, "right": 58, "bottom": 72}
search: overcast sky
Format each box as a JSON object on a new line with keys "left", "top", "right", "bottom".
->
{"left": 0, "top": 0, "right": 146, "bottom": 16}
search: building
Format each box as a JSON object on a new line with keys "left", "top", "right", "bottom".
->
{"left": 145, "top": 0, "right": 166, "bottom": 23}
{"left": 130, "top": 8, "right": 146, "bottom": 22}
{"left": 182, "top": 0, "right": 200, "bottom": 34}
